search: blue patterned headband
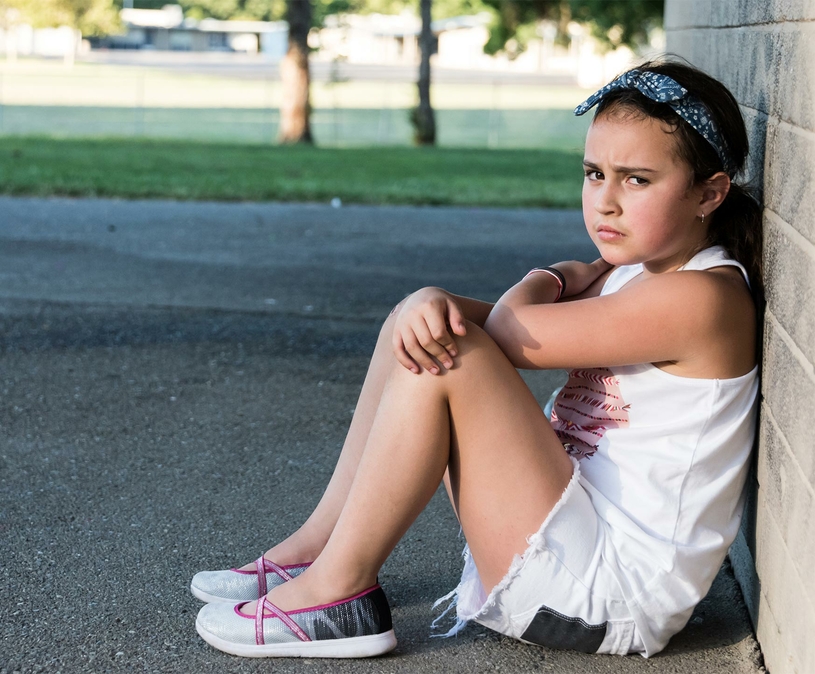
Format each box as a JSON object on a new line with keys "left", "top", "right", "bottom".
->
{"left": 574, "top": 70, "right": 735, "bottom": 176}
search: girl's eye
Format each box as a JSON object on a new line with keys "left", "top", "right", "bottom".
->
{"left": 585, "top": 170, "right": 603, "bottom": 181}
{"left": 628, "top": 176, "right": 649, "bottom": 186}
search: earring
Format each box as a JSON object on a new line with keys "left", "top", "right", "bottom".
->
{"left": 700, "top": 213, "right": 705, "bottom": 224}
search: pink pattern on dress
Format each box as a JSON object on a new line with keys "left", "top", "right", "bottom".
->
{"left": 550, "top": 368, "right": 630, "bottom": 459}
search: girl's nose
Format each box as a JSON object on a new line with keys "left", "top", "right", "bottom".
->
{"left": 594, "top": 183, "right": 621, "bottom": 215}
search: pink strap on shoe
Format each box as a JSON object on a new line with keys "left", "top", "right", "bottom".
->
{"left": 254, "top": 597, "right": 312, "bottom": 645}
{"left": 254, "top": 556, "right": 295, "bottom": 597}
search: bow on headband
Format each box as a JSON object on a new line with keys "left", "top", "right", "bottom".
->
{"left": 574, "top": 70, "right": 734, "bottom": 176}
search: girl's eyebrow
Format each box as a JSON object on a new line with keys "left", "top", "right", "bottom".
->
{"left": 582, "top": 160, "right": 658, "bottom": 174}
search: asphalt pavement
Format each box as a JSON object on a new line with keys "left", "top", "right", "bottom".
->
{"left": 0, "top": 197, "right": 765, "bottom": 673}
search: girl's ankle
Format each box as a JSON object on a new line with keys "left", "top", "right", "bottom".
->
{"left": 263, "top": 541, "right": 323, "bottom": 566}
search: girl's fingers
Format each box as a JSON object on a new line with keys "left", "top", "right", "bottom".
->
{"left": 391, "top": 295, "right": 466, "bottom": 374}
{"left": 401, "top": 330, "right": 443, "bottom": 375}
{"left": 419, "top": 317, "right": 462, "bottom": 369}
{"left": 392, "top": 335, "right": 420, "bottom": 374}
{"left": 424, "top": 314, "right": 457, "bottom": 366}
{"left": 447, "top": 300, "right": 467, "bottom": 339}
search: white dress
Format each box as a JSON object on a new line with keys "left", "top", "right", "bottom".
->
{"left": 440, "top": 246, "right": 758, "bottom": 657}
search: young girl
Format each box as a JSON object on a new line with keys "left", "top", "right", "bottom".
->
{"left": 191, "top": 59, "right": 761, "bottom": 659}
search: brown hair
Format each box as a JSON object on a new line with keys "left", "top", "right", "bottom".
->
{"left": 593, "top": 58, "right": 763, "bottom": 304}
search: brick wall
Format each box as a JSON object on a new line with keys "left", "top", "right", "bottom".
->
{"left": 665, "top": 2, "right": 815, "bottom": 673}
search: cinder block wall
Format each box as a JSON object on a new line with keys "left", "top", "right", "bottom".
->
{"left": 665, "top": 2, "right": 815, "bottom": 673}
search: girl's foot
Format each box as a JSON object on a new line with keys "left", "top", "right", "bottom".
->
{"left": 190, "top": 556, "right": 311, "bottom": 603}
{"left": 195, "top": 584, "right": 396, "bottom": 658}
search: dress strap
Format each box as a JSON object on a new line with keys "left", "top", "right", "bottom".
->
{"left": 678, "top": 245, "right": 750, "bottom": 287}
{"left": 600, "top": 264, "right": 643, "bottom": 296}
{"left": 600, "top": 246, "right": 749, "bottom": 297}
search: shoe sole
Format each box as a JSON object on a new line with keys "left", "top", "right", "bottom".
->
{"left": 196, "top": 618, "right": 398, "bottom": 658}
{"left": 190, "top": 583, "right": 254, "bottom": 604}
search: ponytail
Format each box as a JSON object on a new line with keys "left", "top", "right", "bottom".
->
{"left": 708, "top": 183, "right": 764, "bottom": 307}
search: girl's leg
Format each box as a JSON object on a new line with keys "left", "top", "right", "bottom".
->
{"left": 249, "top": 312, "right": 405, "bottom": 566}
{"left": 259, "top": 322, "right": 573, "bottom": 611}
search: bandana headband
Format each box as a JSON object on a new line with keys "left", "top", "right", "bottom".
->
{"left": 574, "top": 70, "right": 734, "bottom": 176}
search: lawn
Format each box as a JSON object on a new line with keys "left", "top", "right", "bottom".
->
{"left": 0, "top": 59, "right": 593, "bottom": 149}
{"left": 0, "top": 60, "right": 590, "bottom": 111}
{"left": 0, "top": 137, "right": 585, "bottom": 208}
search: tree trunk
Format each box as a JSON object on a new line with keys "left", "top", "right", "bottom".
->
{"left": 413, "top": 0, "right": 436, "bottom": 145}
{"left": 278, "top": 0, "right": 313, "bottom": 144}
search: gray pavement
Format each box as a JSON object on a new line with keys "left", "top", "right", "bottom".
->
{"left": 0, "top": 197, "right": 764, "bottom": 673}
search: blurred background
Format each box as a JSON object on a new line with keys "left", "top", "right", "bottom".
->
{"left": 0, "top": 0, "right": 665, "bottom": 149}
{"left": 0, "top": 1, "right": 665, "bottom": 208}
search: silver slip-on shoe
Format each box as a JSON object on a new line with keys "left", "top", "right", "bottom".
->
{"left": 196, "top": 584, "right": 397, "bottom": 658}
{"left": 190, "top": 556, "right": 310, "bottom": 603}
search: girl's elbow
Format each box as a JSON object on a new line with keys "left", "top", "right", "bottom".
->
{"left": 482, "top": 313, "right": 504, "bottom": 343}
{"left": 483, "top": 319, "right": 524, "bottom": 365}
{"left": 484, "top": 303, "right": 519, "bottom": 344}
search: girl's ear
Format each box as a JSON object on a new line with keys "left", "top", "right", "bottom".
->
{"left": 699, "top": 172, "right": 731, "bottom": 217}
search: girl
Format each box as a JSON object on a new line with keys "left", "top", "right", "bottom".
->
{"left": 191, "top": 59, "right": 761, "bottom": 658}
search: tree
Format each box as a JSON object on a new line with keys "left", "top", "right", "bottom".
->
{"left": 412, "top": 0, "right": 435, "bottom": 144}
{"left": 569, "top": 0, "right": 663, "bottom": 49}
{"left": 481, "top": 0, "right": 663, "bottom": 55}
{"left": 5, "top": 0, "right": 120, "bottom": 65}
{"left": 278, "top": 0, "right": 313, "bottom": 143}
{"left": 178, "top": 0, "right": 286, "bottom": 21}
{"left": 174, "top": 0, "right": 479, "bottom": 146}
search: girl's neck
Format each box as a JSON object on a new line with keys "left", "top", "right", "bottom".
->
{"left": 641, "top": 242, "right": 709, "bottom": 276}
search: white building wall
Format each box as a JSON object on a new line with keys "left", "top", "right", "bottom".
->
{"left": 666, "top": 2, "right": 815, "bottom": 673}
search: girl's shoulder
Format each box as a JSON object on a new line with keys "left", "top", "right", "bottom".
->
{"left": 601, "top": 246, "right": 750, "bottom": 297}
{"left": 610, "top": 250, "right": 755, "bottom": 379}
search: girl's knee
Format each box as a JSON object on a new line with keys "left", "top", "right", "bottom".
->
{"left": 377, "top": 309, "right": 399, "bottom": 345}
{"left": 432, "top": 322, "right": 510, "bottom": 378}
{"left": 455, "top": 321, "right": 504, "bottom": 359}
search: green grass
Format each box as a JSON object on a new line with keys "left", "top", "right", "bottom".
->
{"left": 0, "top": 137, "right": 584, "bottom": 208}
{"left": 0, "top": 106, "right": 591, "bottom": 150}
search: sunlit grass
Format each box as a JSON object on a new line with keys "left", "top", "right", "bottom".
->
{"left": 0, "top": 106, "right": 591, "bottom": 149}
{"left": 0, "top": 136, "right": 584, "bottom": 208}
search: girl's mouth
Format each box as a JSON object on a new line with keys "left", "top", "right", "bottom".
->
{"left": 596, "top": 225, "right": 624, "bottom": 242}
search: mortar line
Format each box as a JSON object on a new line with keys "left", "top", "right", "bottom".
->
{"left": 743, "top": 105, "right": 813, "bottom": 136}
{"left": 764, "top": 310, "right": 815, "bottom": 380}
{"left": 737, "top": 104, "right": 767, "bottom": 117}
{"left": 736, "top": 106, "right": 813, "bottom": 134}
{"left": 765, "top": 208, "right": 815, "bottom": 262}
{"left": 772, "top": 118, "right": 815, "bottom": 142}
{"left": 760, "top": 400, "right": 815, "bottom": 501}
{"left": 668, "top": 18, "right": 815, "bottom": 31}
{"left": 756, "top": 488, "right": 815, "bottom": 622}
{"left": 755, "top": 579, "right": 798, "bottom": 674}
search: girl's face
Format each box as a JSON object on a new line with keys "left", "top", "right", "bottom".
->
{"left": 582, "top": 112, "right": 709, "bottom": 274}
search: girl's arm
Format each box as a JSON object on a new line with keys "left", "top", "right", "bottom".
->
{"left": 391, "top": 287, "right": 493, "bottom": 374}
{"left": 391, "top": 260, "right": 609, "bottom": 375}
{"left": 499, "top": 258, "right": 614, "bottom": 307}
{"left": 484, "top": 268, "right": 756, "bottom": 378}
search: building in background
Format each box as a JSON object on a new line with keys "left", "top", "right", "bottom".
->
{"left": 0, "top": 4, "right": 288, "bottom": 60}
{"left": 314, "top": 11, "right": 662, "bottom": 87}
{"left": 0, "top": 3, "right": 663, "bottom": 87}
{"left": 92, "top": 5, "right": 288, "bottom": 57}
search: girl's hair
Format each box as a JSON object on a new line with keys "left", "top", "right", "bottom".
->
{"left": 593, "top": 58, "right": 763, "bottom": 303}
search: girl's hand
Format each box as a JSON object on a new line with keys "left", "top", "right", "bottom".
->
{"left": 551, "top": 258, "right": 613, "bottom": 298}
{"left": 392, "top": 287, "right": 467, "bottom": 374}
